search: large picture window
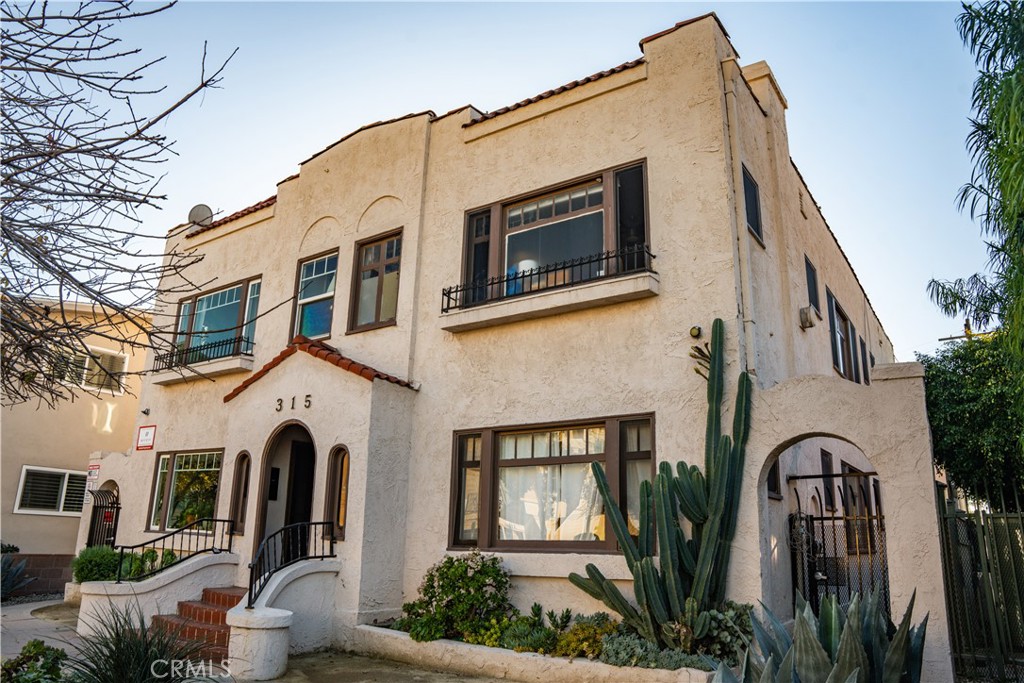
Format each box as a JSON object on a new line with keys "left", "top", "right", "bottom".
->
{"left": 149, "top": 450, "right": 222, "bottom": 531}
{"left": 454, "top": 162, "right": 649, "bottom": 308}
{"left": 15, "top": 466, "right": 87, "bottom": 516}
{"left": 295, "top": 253, "right": 338, "bottom": 339}
{"left": 451, "top": 415, "right": 653, "bottom": 551}
{"left": 174, "top": 277, "right": 261, "bottom": 361}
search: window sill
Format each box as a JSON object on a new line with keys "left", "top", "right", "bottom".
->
{"left": 446, "top": 548, "right": 631, "bottom": 581}
{"left": 12, "top": 509, "right": 82, "bottom": 518}
{"left": 152, "top": 354, "right": 255, "bottom": 386}
{"left": 440, "top": 271, "right": 659, "bottom": 333}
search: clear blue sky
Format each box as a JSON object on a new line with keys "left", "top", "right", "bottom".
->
{"left": 118, "top": 2, "right": 983, "bottom": 361}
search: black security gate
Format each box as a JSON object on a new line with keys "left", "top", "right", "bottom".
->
{"left": 789, "top": 470, "right": 891, "bottom": 616}
{"left": 938, "top": 480, "right": 1024, "bottom": 682}
{"left": 86, "top": 489, "right": 120, "bottom": 548}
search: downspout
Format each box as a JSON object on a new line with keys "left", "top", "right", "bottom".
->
{"left": 721, "top": 56, "right": 758, "bottom": 376}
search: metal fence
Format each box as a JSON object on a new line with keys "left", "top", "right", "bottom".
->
{"left": 440, "top": 244, "right": 656, "bottom": 313}
{"left": 85, "top": 489, "right": 120, "bottom": 548}
{"left": 938, "top": 481, "right": 1024, "bottom": 682}
{"left": 247, "top": 521, "right": 335, "bottom": 608}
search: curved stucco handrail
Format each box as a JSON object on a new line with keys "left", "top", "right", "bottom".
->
{"left": 78, "top": 552, "right": 240, "bottom": 597}
{"left": 236, "top": 558, "right": 342, "bottom": 612}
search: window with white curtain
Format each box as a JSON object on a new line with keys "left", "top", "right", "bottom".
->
{"left": 451, "top": 415, "right": 653, "bottom": 551}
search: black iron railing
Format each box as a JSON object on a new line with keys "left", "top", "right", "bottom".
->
{"left": 441, "top": 243, "right": 656, "bottom": 313}
{"left": 115, "top": 518, "right": 234, "bottom": 582}
{"left": 153, "top": 336, "right": 254, "bottom": 372}
{"left": 247, "top": 521, "right": 335, "bottom": 609}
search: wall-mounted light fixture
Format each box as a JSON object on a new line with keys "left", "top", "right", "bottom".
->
{"left": 689, "top": 326, "right": 702, "bottom": 339}
{"left": 141, "top": 408, "right": 150, "bottom": 416}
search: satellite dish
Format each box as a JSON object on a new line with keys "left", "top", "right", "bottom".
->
{"left": 188, "top": 204, "right": 214, "bottom": 227}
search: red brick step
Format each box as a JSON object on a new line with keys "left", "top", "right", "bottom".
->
{"left": 150, "top": 585, "right": 248, "bottom": 659}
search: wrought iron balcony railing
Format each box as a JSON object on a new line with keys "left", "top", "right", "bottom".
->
{"left": 153, "top": 335, "right": 254, "bottom": 372}
{"left": 441, "top": 243, "right": 656, "bottom": 313}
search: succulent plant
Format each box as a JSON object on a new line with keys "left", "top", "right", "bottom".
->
{"left": 569, "top": 318, "right": 752, "bottom": 650}
{"left": 713, "top": 591, "right": 928, "bottom": 683}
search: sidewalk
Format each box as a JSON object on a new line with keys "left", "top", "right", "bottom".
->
{"left": 0, "top": 600, "right": 81, "bottom": 659}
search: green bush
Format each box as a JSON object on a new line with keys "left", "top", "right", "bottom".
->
{"left": 463, "top": 615, "right": 516, "bottom": 648}
{"left": 1, "top": 554, "right": 34, "bottom": 599}
{"left": 599, "top": 631, "right": 714, "bottom": 671}
{"left": 71, "top": 546, "right": 120, "bottom": 583}
{"left": 396, "top": 551, "right": 514, "bottom": 642}
{"left": 554, "top": 612, "right": 618, "bottom": 660}
{"left": 1, "top": 639, "right": 66, "bottom": 682}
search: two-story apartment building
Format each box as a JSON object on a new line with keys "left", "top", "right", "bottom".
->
{"left": 2, "top": 302, "right": 145, "bottom": 593}
{"left": 76, "top": 14, "right": 951, "bottom": 681}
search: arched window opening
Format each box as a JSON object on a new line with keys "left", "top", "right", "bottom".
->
{"left": 325, "top": 447, "right": 349, "bottom": 540}
{"left": 230, "top": 452, "right": 251, "bottom": 534}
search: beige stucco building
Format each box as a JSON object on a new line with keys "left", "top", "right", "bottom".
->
{"left": 76, "top": 14, "right": 952, "bottom": 681}
{"left": 2, "top": 303, "right": 144, "bottom": 592}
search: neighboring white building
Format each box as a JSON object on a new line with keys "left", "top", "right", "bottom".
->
{"left": 76, "top": 14, "right": 952, "bottom": 682}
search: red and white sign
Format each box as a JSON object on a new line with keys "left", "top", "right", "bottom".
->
{"left": 87, "top": 464, "right": 100, "bottom": 479}
{"left": 136, "top": 425, "right": 157, "bottom": 451}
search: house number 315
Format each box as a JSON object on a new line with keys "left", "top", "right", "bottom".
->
{"left": 276, "top": 395, "right": 312, "bottom": 411}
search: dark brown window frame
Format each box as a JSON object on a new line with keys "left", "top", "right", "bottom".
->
{"left": 804, "top": 256, "right": 820, "bottom": 315}
{"left": 174, "top": 275, "right": 262, "bottom": 353}
{"left": 324, "top": 446, "right": 350, "bottom": 540}
{"left": 347, "top": 229, "right": 403, "bottom": 334}
{"left": 826, "top": 289, "right": 857, "bottom": 382}
{"left": 448, "top": 413, "right": 655, "bottom": 553}
{"left": 147, "top": 448, "right": 225, "bottom": 533}
{"left": 229, "top": 452, "right": 251, "bottom": 535}
{"left": 820, "top": 449, "right": 835, "bottom": 511}
{"left": 766, "top": 459, "right": 783, "bottom": 500}
{"left": 291, "top": 248, "right": 340, "bottom": 342}
{"left": 840, "top": 462, "right": 877, "bottom": 555}
{"left": 742, "top": 164, "right": 764, "bottom": 245}
{"left": 461, "top": 160, "right": 650, "bottom": 290}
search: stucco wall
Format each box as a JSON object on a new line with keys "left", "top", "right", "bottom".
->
{"left": 3, "top": 316, "right": 145, "bottom": 555}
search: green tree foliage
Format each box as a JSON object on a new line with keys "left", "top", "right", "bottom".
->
{"left": 917, "top": 334, "right": 1024, "bottom": 500}
{"left": 928, "top": 1, "right": 1024, "bottom": 376}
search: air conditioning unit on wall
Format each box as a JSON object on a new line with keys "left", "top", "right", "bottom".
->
{"left": 799, "top": 306, "right": 816, "bottom": 330}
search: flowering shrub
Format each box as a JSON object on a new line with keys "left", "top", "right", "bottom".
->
{"left": 396, "top": 551, "right": 514, "bottom": 642}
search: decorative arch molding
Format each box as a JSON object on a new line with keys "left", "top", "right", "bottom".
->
{"left": 299, "top": 216, "right": 344, "bottom": 254}
{"left": 356, "top": 195, "right": 404, "bottom": 234}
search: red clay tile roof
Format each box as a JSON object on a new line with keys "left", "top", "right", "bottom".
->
{"left": 186, "top": 195, "right": 277, "bottom": 239}
{"left": 223, "top": 336, "right": 415, "bottom": 403}
{"left": 464, "top": 57, "right": 646, "bottom": 128}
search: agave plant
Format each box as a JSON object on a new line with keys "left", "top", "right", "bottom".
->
{"left": 1, "top": 553, "right": 34, "bottom": 599}
{"left": 713, "top": 591, "right": 928, "bottom": 683}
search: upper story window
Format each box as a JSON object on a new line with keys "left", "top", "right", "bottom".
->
{"left": 173, "top": 278, "right": 261, "bottom": 363}
{"left": 15, "top": 466, "right": 87, "bottom": 516}
{"left": 349, "top": 232, "right": 402, "bottom": 332}
{"left": 451, "top": 414, "right": 653, "bottom": 551}
{"left": 295, "top": 253, "right": 337, "bottom": 339}
{"left": 826, "top": 289, "right": 860, "bottom": 383}
{"left": 742, "top": 165, "right": 763, "bottom": 243}
{"left": 804, "top": 256, "right": 820, "bottom": 314}
{"left": 443, "top": 162, "right": 652, "bottom": 311}
{"left": 54, "top": 347, "right": 128, "bottom": 394}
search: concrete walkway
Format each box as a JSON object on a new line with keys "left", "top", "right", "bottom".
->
{"left": 1, "top": 600, "right": 81, "bottom": 658}
{"left": 1, "top": 601, "right": 501, "bottom": 682}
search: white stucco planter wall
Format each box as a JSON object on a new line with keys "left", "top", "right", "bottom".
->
{"left": 64, "top": 581, "right": 81, "bottom": 606}
{"left": 347, "top": 625, "right": 712, "bottom": 683}
{"left": 76, "top": 552, "right": 239, "bottom": 637}
{"left": 226, "top": 607, "right": 292, "bottom": 681}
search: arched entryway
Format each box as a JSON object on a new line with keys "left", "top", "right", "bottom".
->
{"left": 255, "top": 422, "right": 316, "bottom": 557}
{"left": 757, "top": 433, "right": 890, "bottom": 621}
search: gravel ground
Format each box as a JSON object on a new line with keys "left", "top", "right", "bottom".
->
{"left": 1, "top": 592, "right": 64, "bottom": 606}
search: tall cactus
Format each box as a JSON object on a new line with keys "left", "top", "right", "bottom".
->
{"left": 568, "top": 318, "right": 752, "bottom": 649}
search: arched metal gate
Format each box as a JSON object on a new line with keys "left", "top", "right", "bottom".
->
{"left": 86, "top": 489, "right": 120, "bottom": 548}
{"left": 788, "top": 470, "right": 891, "bottom": 616}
